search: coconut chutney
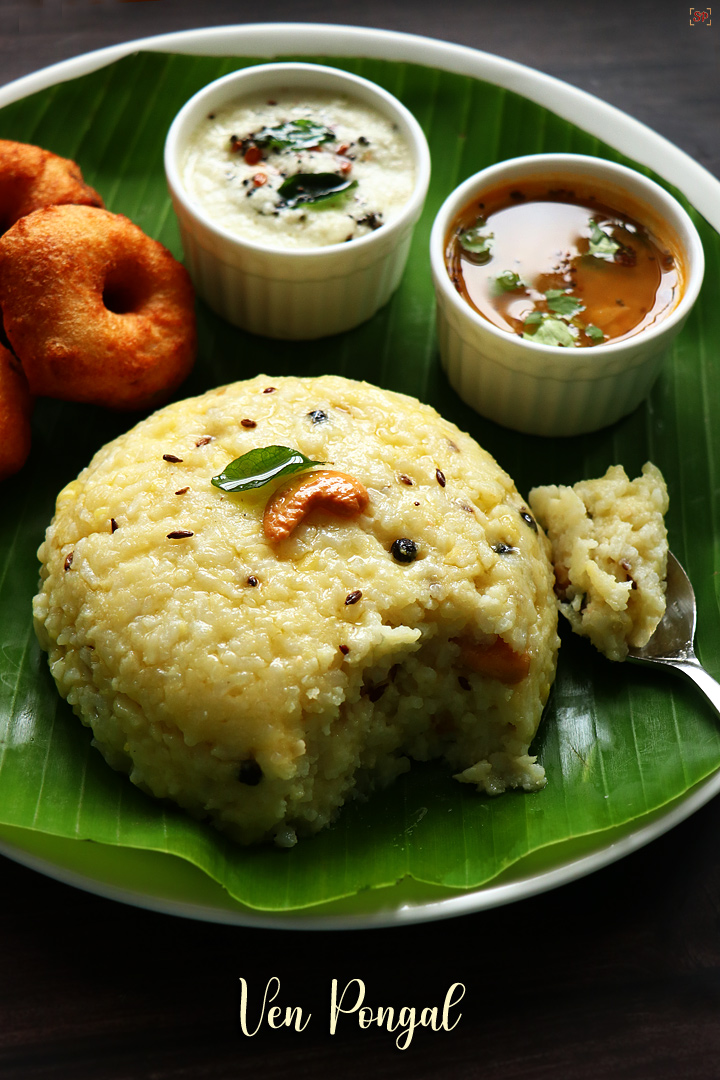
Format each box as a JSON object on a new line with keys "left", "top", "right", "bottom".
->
{"left": 181, "top": 90, "right": 416, "bottom": 249}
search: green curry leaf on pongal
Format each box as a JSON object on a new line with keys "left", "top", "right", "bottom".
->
{"left": 211, "top": 445, "right": 325, "bottom": 493}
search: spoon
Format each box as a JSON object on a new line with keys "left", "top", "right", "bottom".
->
{"left": 627, "top": 552, "right": 720, "bottom": 721}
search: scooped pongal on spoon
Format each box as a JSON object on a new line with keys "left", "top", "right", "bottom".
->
{"left": 33, "top": 375, "right": 559, "bottom": 846}
{"left": 529, "top": 463, "right": 668, "bottom": 661}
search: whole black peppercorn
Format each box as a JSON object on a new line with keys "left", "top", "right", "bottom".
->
{"left": 390, "top": 538, "right": 418, "bottom": 563}
{"left": 237, "top": 759, "right": 263, "bottom": 786}
{"left": 307, "top": 409, "right": 328, "bottom": 424}
{"left": 493, "top": 542, "right": 515, "bottom": 554}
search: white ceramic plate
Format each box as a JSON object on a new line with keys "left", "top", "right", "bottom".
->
{"left": 1, "top": 23, "right": 719, "bottom": 929}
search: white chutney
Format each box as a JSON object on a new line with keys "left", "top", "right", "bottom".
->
{"left": 181, "top": 90, "right": 416, "bottom": 250}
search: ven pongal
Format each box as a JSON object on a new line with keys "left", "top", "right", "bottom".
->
{"left": 33, "top": 375, "right": 559, "bottom": 845}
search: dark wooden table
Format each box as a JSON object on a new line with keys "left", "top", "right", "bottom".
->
{"left": 1, "top": 2, "right": 719, "bottom": 1077}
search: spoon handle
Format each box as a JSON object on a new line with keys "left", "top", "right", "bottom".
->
{"left": 669, "top": 657, "right": 720, "bottom": 723}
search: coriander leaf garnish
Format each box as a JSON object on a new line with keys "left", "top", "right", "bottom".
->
{"left": 211, "top": 446, "right": 325, "bottom": 493}
{"left": 588, "top": 220, "right": 622, "bottom": 258}
{"left": 493, "top": 270, "right": 525, "bottom": 292}
{"left": 458, "top": 225, "right": 494, "bottom": 263}
{"left": 585, "top": 324, "right": 605, "bottom": 342}
{"left": 523, "top": 316, "right": 577, "bottom": 347}
{"left": 252, "top": 118, "right": 336, "bottom": 152}
{"left": 277, "top": 173, "right": 357, "bottom": 208}
{"left": 545, "top": 289, "right": 585, "bottom": 318}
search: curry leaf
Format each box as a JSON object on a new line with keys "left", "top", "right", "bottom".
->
{"left": 211, "top": 445, "right": 325, "bottom": 492}
{"left": 277, "top": 173, "right": 357, "bottom": 208}
{"left": 252, "top": 118, "right": 336, "bottom": 152}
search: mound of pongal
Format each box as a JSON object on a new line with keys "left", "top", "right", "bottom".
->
{"left": 33, "top": 375, "right": 559, "bottom": 846}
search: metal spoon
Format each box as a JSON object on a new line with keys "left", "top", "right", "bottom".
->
{"left": 627, "top": 552, "right": 720, "bottom": 720}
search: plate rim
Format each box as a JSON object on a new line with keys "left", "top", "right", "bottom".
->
{"left": 2, "top": 21, "right": 719, "bottom": 930}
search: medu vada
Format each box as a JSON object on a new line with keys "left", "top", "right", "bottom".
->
{"left": 0, "top": 343, "right": 33, "bottom": 481}
{"left": 0, "top": 140, "right": 103, "bottom": 235}
{"left": 0, "top": 204, "right": 197, "bottom": 411}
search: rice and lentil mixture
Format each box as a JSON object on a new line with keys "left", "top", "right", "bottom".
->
{"left": 34, "top": 375, "right": 559, "bottom": 846}
{"left": 529, "top": 463, "right": 668, "bottom": 662}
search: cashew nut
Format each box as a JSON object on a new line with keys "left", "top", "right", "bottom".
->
{"left": 263, "top": 470, "right": 369, "bottom": 542}
{"left": 453, "top": 636, "right": 531, "bottom": 685}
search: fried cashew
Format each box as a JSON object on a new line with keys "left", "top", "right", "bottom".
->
{"left": 454, "top": 636, "right": 531, "bottom": 685}
{"left": 263, "top": 470, "right": 370, "bottom": 542}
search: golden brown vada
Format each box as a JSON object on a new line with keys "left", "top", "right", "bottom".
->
{"left": 0, "top": 204, "right": 197, "bottom": 411}
{"left": 0, "top": 140, "right": 103, "bottom": 234}
{"left": 0, "top": 343, "right": 33, "bottom": 481}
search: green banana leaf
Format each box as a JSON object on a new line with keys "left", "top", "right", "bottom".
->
{"left": 1, "top": 52, "right": 719, "bottom": 913}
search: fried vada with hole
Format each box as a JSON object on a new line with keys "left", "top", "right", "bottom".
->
{"left": 0, "top": 204, "right": 197, "bottom": 411}
{"left": 0, "top": 343, "right": 33, "bottom": 481}
{"left": 0, "top": 139, "right": 103, "bottom": 234}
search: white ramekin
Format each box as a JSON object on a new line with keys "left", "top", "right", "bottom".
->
{"left": 165, "top": 62, "right": 431, "bottom": 340}
{"left": 430, "top": 154, "right": 705, "bottom": 437}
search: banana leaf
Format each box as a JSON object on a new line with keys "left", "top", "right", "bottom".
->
{"left": 0, "top": 51, "right": 719, "bottom": 913}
